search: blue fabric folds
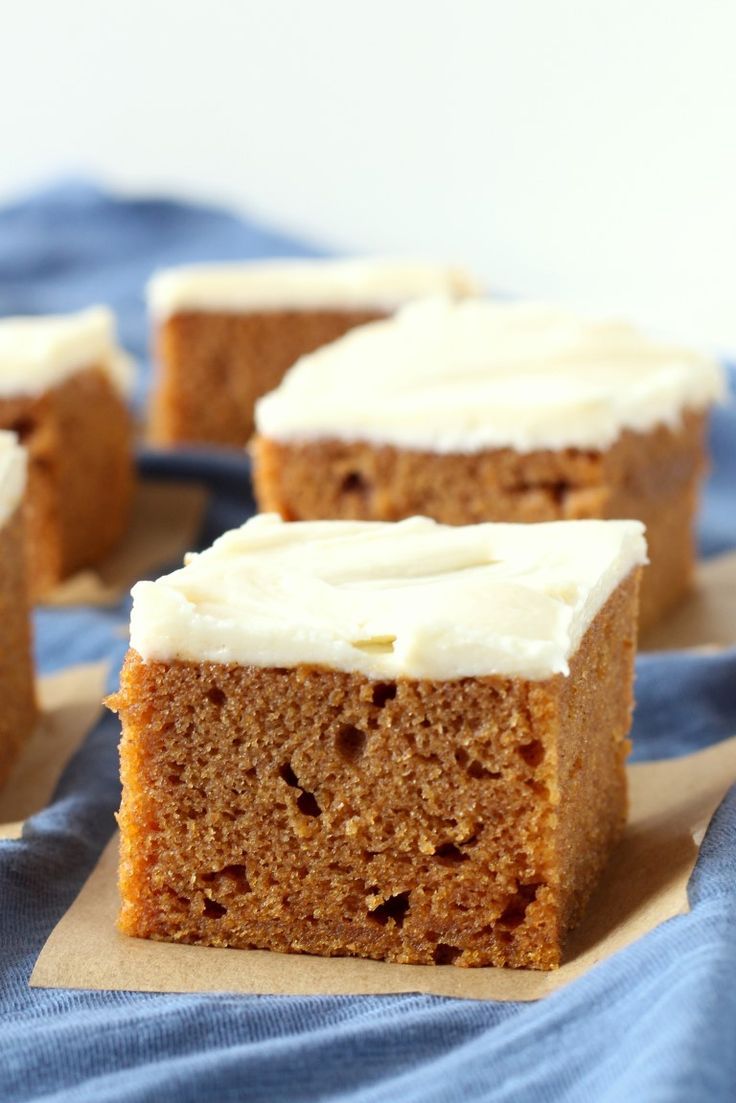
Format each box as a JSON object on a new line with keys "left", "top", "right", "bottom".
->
{"left": 1, "top": 182, "right": 735, "bottom": 1103}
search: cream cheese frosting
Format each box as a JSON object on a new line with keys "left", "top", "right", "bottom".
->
{"left": 0, "top": 431, "right": 27, "bottom": 527}
{"left": 129, "top": 514, "right": 647, "bottom": 682}
{"left": 0, "top": 307, "right": 133, "bottom": 398}
{"left": 148, "top": 259, "right": 482, "bottom": 318}
{"left": 255, "top": 298, "right": 726, "bottom": 453}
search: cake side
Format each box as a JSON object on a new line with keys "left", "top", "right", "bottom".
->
{"left": 111, "top": 568, "right": 639, "bottom": 970}
{"left": 600, "top": 411, "right": 707, "bottom": 630}
{"left": 554, "top": 569, "right": 639, "bottom": 933}
{"left": 46, "top": 365, "right": 134, "bottom": 583}
{"left": 252, "top": 433, "right": 609, "bottom": 524}
{"left": 150, "top": 309, "right": 385, "bottom": 447}
{"left": 0, "top": 366, "right": 134, "bottom": 597}
{"left": 0, "top": 502, "right": 37, "bottom": 788}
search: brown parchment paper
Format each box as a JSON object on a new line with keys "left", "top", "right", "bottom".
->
{"left": 0, "top": 664, "right": 107, "bottom": 840}
{"left": 43, "top": 480, "right": 208, "bottom": 607}
{"left": 640, "top": 551, "right": 736, "bottom": 652}
{"left": 30, "top": 735, "right": 736, "bottom": 1002}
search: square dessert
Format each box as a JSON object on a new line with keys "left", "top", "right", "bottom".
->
{"left": 0, "top": 308, "right": 135, "bottom": 598}
{"left": 110, "top": 513, "right": 646, "bottom": 970}
{"left": 0, "top": 432, "right": 37, "bottom": 788}
{"left": 148, "top": 259, "right": 480, "bottom": 448}
{"left": 253, "top": 299, "right": 724, "bottom": 630}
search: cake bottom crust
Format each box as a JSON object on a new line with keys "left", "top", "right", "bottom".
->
{"left": 111, "top": 573, "right": 638, "bottom": 971}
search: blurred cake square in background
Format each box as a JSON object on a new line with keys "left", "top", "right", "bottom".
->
{"left": 0, "top": 308, "right": 135, "bottom": 598}
{"left": 148, "top": 258, "right": 481, "bottom": 448}
{"left": 253, "top": 298, "right": 725, "bottom": 629}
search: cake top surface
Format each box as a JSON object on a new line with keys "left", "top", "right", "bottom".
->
{"left": 0, "top": 431, "right": 27, "bottom": 527}
{"left": 255, "top": 298, "right": 726, "bottom": 452}
{"left": 0, "top": 306, "right": 133, "bottom": 397}
{"left": 148, "top": 258, "right": 482, "bottom": 316}
{"left": 129, "top": 513, "right": 647, "bottom": 681}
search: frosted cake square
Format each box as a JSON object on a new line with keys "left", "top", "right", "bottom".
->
{"left": 110, "top": 514, "right": 646, "bottom": 970}
{"left": 148, "top": 259, "right": 480, "bottom": 447}
{"left": 0, "top": 308, "right": 135, "bottom": 597}
{"left": 253, "top": 299, "right": 724, "bottom": 629}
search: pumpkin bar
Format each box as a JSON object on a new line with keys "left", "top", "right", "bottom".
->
{"left": 110, "top": 513, "right": 646, "bottom": 970}
{"left": 0, "top": 432, "right": 37, "bottom": 788}
{"left": 253, "top": 299, "right": 724, "bottom": 630}
{"left": 148, "top": 259, "right": 480, "bottom": 448}
{"left": 0, "top": 307, "right": 135, "bottom": 598}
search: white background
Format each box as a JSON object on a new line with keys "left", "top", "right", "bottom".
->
{"left": 1, "top": 0, "right": 735, "bottom": 351}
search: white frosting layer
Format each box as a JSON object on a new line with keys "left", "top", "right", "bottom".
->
{"left": 256, "top": 298, "right": 726, "bottom": 453}
{"left": 0, "top": 431, "right": 27, "bottom": 528}
{"left": 0, "top": 307, "right": 133, "bottom": 398}
{"left": 148, "top": 259, "right": 482, "bottom": 318}
{"left": 129, "top": 514, "right": 647, "bottom": 681}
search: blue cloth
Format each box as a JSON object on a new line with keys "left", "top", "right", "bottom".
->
{"left": 1, "top": 182, "right": 735, "bottom": 1103}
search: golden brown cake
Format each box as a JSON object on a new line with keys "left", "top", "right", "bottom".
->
{"left": 148, "top": 259, "right": 481, "bottom": 447}
{"left": 0, "top": 308, "right": 135, "bottom": 598}
{"left": 253, "top": 299, "right": 724, "bottom": 630}
{"left": 110, "top": 514, "right": 646, "bottom": 970}
{"left": 0, "top": 432, "right": 37, "bottom": 788}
